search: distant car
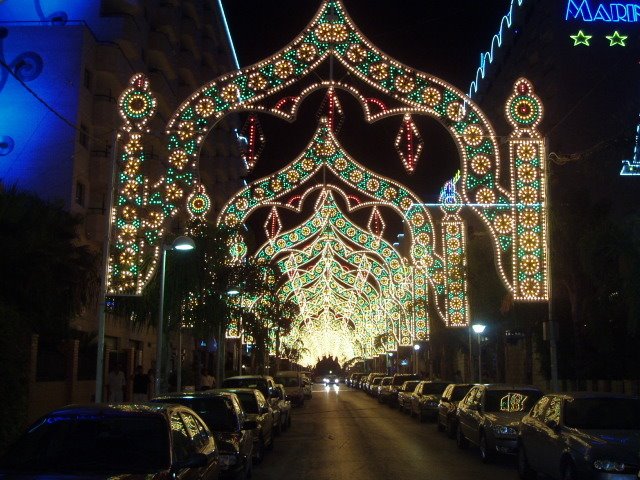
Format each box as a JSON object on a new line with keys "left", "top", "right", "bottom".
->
{"left": 437, "top": 383, "right": 473, "bottom": 438}
{"left": 323, "top": 374, "right": 340, "bottom": 386}
{"left": 275, "top": 371, "right": 305, "bottom": 406}
{"left": 385, "top": 374, "right": 421, "bottom": 407}
{"left": 152, "top": 391, "right": 254, "bottom": 479}
{"left": 274, "top": 384, "right": 292, "bottom": 431}
{"left": 456, "top": 384, "right": 543, "bottom": 463}
{"left": 377, "top": 377, "right": 394, "bottom": 403}
{"left": 518, "top": 393, "right": 640, "bottom": 480}
{"left": 0, "top": 403, "right": 221, "bottom": 479}
{"left": 398, "top": 380, "right": 421, "bottom": 413}
{"left": 363, "top": 373, "right": 384, "bottom": 393}
{"left": 410, "top": 381, "right": 451, "bottom": 422}
{"left": 218, "top": 387, "right": 275, "bottom": 464}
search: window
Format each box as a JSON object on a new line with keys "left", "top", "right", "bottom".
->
{"left": 170, "top": 413, "right": 196, "bottom": 462}
{"left": 75, "top": 181, "right": 85, "bottom": 207}
{"left": 530, "top": 396, "right": 550, "bottom": 420}
{"left": 181, "top": 413, "right": 205, "bottom": 450}
{"left": 544, "top": 397, "right": 562, "bottom": 424}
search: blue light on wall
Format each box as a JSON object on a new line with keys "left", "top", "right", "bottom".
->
{"left": 565, "top": 0, "right": 640, "bottom": 23}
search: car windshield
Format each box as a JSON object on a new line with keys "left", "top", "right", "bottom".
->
{"left": 484, "top": 390, "right": 542, "bottom": 412}
{"left": 372, "top": 378, "right": 382, "bottom": 385}
{"left": 564, "top": 398, "right": 640, "bottom": 429}
{"left": 381, "top": 378, "right": 392, "bottom": 386}
{"left": 452, "top": 386, "right": 472, "bottom": 401}
{"left": 163, "top": 397, "right": 237, "bottom": 432}
{"left": 0, "top": 415, "right": 168, "bottom": 474}
{"left": 402, "top": 381, "right": 419, "bottom": 392}
{"left": 223, "top": 378, "right": 268, "bottom": 397}
{"left": 276, "top": 377, "right": 300, "bottom": 387}
{"left": 393, "top": 375, "right": 419, "bottom": 386}
{"left": 234, "top": 392, "right": 259, "bottom": 414}
{"left": 422, "top": 383, "right": 449, "bottom": 395}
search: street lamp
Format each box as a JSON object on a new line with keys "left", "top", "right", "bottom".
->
{"left": 413, "top": 344, "right": 420, "bottom": 375}
{"left": 472, "top": 324, "right": 486, "bottom": 383}
{"left": 156, "top": 235, "right": 195, "bottom": 395}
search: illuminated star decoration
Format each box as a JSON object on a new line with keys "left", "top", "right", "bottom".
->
{"left": 570, "top": 30, "right": 592, "bottom": 46}
{"left": 606, "top": 31, "right": 627, "bottom": 47}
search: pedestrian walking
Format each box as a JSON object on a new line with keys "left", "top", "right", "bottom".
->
{"left": 107, "top": 363, "right": 125, "bottom": 402}
{"left": 132, "top": 365, "right": 150, "bottom": 402}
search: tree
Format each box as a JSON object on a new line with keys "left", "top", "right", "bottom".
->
{"left": 0, "top": 185, "right": 99, "bottom": 453}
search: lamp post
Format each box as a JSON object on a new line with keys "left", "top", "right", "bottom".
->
{"left": 413, "top": 344, "right": 420, "bottom": 374}
{"left": 472, "top": 324, "right": 486, "bottom": 383}
{"left": 156, "top": 235, "right": 195, "bottom": 395}
{"left": 215, "top": 288, "right": 239, "bottom": 385}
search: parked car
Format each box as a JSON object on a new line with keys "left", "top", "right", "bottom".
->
{"left": 363, "top": 373, "right": 384, "bottom": 392}
{"left": 377, "top": 377, "right": 394, "bottom": 403}
{"left": 352, "top": 373, "right": 367, "bottom": 388}
{"left": 518, "top": 393, "right": 640, "bottom": 480}
{"left": 275, "top": 371, "right": 305, "bottom": 406}
{"left": 410, "top": 381, "right": 451, "bottom": 422}
{"left": 274, "top": 384, "right": 292, "bottom": 431}
{"left": 456, "top": 384, "right": 543, "bottom": 463}
{"left": 302, "top": 375, "right": 313, "bottom": 399}
{"left": 222, "top": 375, "right": 281, "bottom": 431}
{"left": 218, "top": 387, "right": 275, "bottom": 464}
{"left": 386, "top": 374, "right": 421, "bottom": 407}
{"left": 437, "top": 383, "right": 473, "bottom": 438}
{"left": 398, "top": 380, "right": 421, "bottom": 413}
{"left": 152, "top": 391, "right": 254, "bottom": 479}
{"left": 0, "top": 403, "right": 220, "bottom": 478}
{"left": 369, "top": 376, "right": 384, "bottom": 396}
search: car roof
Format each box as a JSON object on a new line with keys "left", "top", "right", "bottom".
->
{"left": 548, "top": 391, "right": 639, "bottom": 400}
{"left": 224, "top": 375, "right": 273, "bottom": 381}
{"left": 275, "top": 371, "right": 301, "bottom": 376}
{"left": 213, "top": 387, "right": 259, "bottom": 394}
{"left": 48, "top": 403, "right": 171, "bottom": 416}
{"left": 478, "top": 384, "right": 542, "bottom": 391}
{"left": 153, "top": 391, "right": 236, "bottom": 400}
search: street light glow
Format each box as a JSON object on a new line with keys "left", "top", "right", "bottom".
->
{"left": 173, "top": 235, "right": 196, "bottom": 251}
{"left": 472, "top": 324, "right": 486, "bottom": 334}
{"left": 227, "top": 289, "right": 240, "bottom": 296}
{"left": 413, "top": 344, "right": 420, "bottom": 350}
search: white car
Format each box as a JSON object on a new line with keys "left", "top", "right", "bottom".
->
{"left": 323, "top": 374, "right": 340, "bottom": 386}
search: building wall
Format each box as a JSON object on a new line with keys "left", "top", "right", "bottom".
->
{"left": 1, "top": 0, "right": 245, "bottom": 403}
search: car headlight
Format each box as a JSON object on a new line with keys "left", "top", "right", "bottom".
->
{"left": 219, "top": 454, "right": 238, "bottom": 467}
{"left": 492, "top": 425, "right": 517, "bottom": 435}
{"left": 593, "top": 460, "right": 625, "bottom": 472}
{"left": 323, "top": 378, "right": 329, "bottom": 383}
{"left": 334, "top": 378, "right": 339, "bottom": 383}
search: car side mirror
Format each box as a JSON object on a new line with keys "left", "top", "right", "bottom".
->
{"left": 243, "top": 420, "right": 258, "bottom": 430}
{"left": 172, "top": 452, "right": 208, "bottom": 472}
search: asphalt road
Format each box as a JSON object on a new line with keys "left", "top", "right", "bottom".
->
{"left": 255, "top": 384, "right": 519, "bottom": 480}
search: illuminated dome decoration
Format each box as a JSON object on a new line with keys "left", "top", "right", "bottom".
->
{"left": 108, "top": 0, "right": 550, "bottom": 361}
{"left": 187, "top": 184, "right": 211, "bottom": 219}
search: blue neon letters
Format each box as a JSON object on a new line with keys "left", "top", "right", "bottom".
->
{"left": 565, "top": 0, "right": 640, "bottom": 22}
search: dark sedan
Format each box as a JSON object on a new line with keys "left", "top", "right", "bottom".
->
{"left": 518, "top": 393, "right": 640, "bottom": 480}
{"left": 457, "top": 384, "right": 543, "bottom": 463}
{"left": 437, "top": 383, "right": 473, "bottom": 438}
{"left": 0, "top": 403, "right": 220, "bottom": 479}
{"left": 218, "top": 387, "right": 274, "bottom": 464}
{"left": 152, "top": 391, "right": 254, "bottom": 479}
{"left": 410, "top": 381, "right": 451, "bottom": 422}
{"left": 398, "top": 381, "right": 421, "bottom": 413}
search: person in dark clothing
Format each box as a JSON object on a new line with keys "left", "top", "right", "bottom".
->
{"left": 132, "top": 365, "right": 149, "bottom": 402}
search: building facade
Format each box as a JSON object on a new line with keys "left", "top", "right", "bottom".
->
{"left": 0, "top": 0, "right": 245, "bottom": 415}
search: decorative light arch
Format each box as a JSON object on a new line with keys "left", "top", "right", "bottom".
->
{"left": 108, "top": 0, "right": 550, "bottom": 354}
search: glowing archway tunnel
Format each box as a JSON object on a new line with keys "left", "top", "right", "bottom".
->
{"left": 107, "top": 0, "right": 550, "bottom": 363}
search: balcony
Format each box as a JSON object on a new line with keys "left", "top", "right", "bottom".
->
{"left": 92, "top": 94, "right": 117, "bottom": 128}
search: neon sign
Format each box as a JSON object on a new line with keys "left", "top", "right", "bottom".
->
{"left": 565, "top": 0, "right": 640, "bottom": 22}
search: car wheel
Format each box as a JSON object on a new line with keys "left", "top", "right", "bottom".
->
{"left": 446, "top": 418, "right": 456, "bottom": 439}
{"left": 479, "top": 432, "right": 494, "bottom": 463}
{"left": 456, "top": 425, "right": 469, "bottom": 449}
{"left": 517, "top": 445, "right": 536, "bottom": 480}
{"left": 562, "top": 461, "right": 577, "bottom": 480}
